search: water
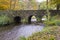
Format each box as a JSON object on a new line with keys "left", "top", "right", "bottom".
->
{"left": 18, "top": 24, "right": 44, "bottom": 37}
{"left": 31, "top": 18, "right": 37, "bottom": 22}
{"left": 0, "top": 24, "right": 44, "bottom": 40}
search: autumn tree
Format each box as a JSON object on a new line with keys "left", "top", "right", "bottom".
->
{"left": 50, "top": 0, "right": 60, "bottom": 10}
{"left": 0, "top": 0, "right": 18, "bottom": 10}
{"left": 0, "top": 0, "right": 10, "bottom": 10}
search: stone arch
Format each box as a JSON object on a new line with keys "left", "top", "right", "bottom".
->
{"left": 28, "top": 15, "right": 37, "bottom": 24}
{"left": 35, "top": 14, "right": 45, "bottom": 23}
{"left": 14, "top": 16, "right": 21, "bottom": 23}
{"left": 41, "top": 15, "right": 47, "bottom": 21}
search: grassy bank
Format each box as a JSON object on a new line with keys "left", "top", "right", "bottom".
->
{"left": 19, "top": 26, "right": 60, "bottom": 40}
{"left": 27, "top": 26, "right": 59, "bottom": 40}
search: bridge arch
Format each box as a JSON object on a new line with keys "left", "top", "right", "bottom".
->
{"left": 14, "top": 16, "right": 21, "bottom": 23}
{"left": 28, "top": 15, "right": 37, "bottom": 24}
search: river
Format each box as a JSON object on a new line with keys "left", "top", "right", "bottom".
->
{"left": 0, "top": 24, "right": 44, "bottom": 40}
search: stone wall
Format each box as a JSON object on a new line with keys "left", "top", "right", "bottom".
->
{"left": 0, "top": 10, "right": 60, "bottom": 23}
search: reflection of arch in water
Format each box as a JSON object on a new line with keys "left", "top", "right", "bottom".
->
{"left": 14, "top": 16, "right": 21, "bottom": 23}
{"left": 28, "top": 15, "right": 37, "bottom": 24}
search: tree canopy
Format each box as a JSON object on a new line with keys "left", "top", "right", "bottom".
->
{"left": 50, "top": 0, "right": 60, "bottom": 4}
{"left": 0, "top": 0, "right": 10, "bottom": 10}
{"left": 0, "top": 0, "right": 60, "bottom": 10}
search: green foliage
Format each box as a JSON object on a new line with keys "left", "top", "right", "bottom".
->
{"left": 43, "top": 15, "right": 60, "bottom": 26}
{"left": 55, "top": 20, "right": 60, "bottom": 26}
{"left": 20, "top": 36, "right": 26, "bottom": 40}
{"left": 44, "top": 19, "right": 57, "bottom": 26}
{"left": 0, "top": 15, "right": 13, "bottom": 26}
{"left": 21, "top": 19, "right": 28, "bottom": 23}
{"left": 39, "top": 1, "right": 56, "bottom": 10}
{"left": 50, "top": 0, "right": 60, "bottom": 4}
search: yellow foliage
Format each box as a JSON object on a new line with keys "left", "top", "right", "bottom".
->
{"left": 0, "top": 0, "right": 39, "bottom": 10}
{"left": 0, "top": 0, "right": 10, "bottom": 10}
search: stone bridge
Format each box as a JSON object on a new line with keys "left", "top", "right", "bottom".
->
{"left": 0, "top": 10, "right": 60, "bottom": 23}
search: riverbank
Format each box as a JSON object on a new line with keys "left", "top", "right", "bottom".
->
{"left": 0, "top": 24, "right": 44, "bottom": 40}
{"left": 26, "top": 26, "right": 60, "bottom": 40}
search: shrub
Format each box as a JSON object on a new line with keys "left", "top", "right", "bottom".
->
{"left": 43, "top": 15, "right": 60, "bottom": 26}
{"left": 0, "top": 15, "right": 13, "bottom": 26}
{"left": 56, "top": 20, "right": 60, "bottom": 26}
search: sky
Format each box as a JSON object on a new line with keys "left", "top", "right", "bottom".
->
{"left": 36, "top": 0, "right": 46, "bottom": 2}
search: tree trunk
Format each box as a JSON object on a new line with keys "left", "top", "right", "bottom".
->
{"left": 10, "top": 0, "right": 16, "bottom": 10}
{"left": 10, "top": 0, "right": 12, "bottom": 10}
{"left": 13, "top": 0, "right": 16, "bottom": 10}
{"left": 57, "top": 4, "right": 60, "bottom": 10}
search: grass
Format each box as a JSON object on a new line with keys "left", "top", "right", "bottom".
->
{"left": 19, "top": 36, "right": 26, "bottom": 40}
{"left": 44, "top": 15, "right": 60, "bottom": 26}
{"left": 27, "top": 26, "right": 59, "bottom": 40}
